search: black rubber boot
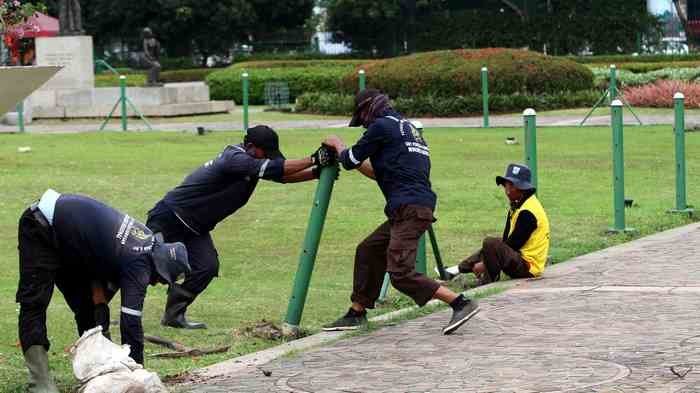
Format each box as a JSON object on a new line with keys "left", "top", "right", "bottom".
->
{"left": 161, "top": 284, "right": 207, "bottom": 329}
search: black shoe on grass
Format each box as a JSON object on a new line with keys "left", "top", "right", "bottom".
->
{"left": 322, "top": 308, "right": 367, "bottom": 331}
{"left": 443, "top": 297, "right": 480, "bottom": 335}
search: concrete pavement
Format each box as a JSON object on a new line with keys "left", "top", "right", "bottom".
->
{"left": 177, "top": 222, "right": 700, "bottom": 392}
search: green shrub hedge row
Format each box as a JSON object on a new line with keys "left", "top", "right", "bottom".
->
{"left": 206, "top": 61, "right": 361, "bottom": 103}
{"left": 296, "top": 91, "right": 600, "bottom": 117}
{"left": 94, "top": 69, "right": 214, "bottom": 87}
{"left": 591, "top": 67, "right": 700, "bottom": 89}
{"left": 568, "top": 54, "right": 700, "bottom": 64}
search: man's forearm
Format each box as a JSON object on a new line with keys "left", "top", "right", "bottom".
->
{"left": 283, "top": 157, "right": 314, "bottom": 175}
{"left": 358, "top": 160, "right": 375, "bottom": 179}
{"left": 283, "top": 168, "right": 317, "bottom": 183}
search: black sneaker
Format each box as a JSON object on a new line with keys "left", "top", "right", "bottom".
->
{"left": 443, "top": 298, "right": 480, "bottom": 335}
{"left": 322, "top": 308, "right": 368, "bottom": 331}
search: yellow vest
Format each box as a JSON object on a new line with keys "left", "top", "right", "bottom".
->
{"left": 508, "top": 195, "right": 550, "bottom": 276}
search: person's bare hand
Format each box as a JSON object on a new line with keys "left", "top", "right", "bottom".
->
{"left": 323, "top": 135, "right": 346, "bottom": 153}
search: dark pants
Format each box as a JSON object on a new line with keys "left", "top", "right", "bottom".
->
{"left": 459, "top": 237, "right": 533, "bottom": 282}
{"left": 16, "top": 208, "right": 95, "bottom": 353}
{"left": 351, "top": 205, "right": 440, "bottom": 309}
{"left": 146, "top": 208, "right": 219, "bottom": 297}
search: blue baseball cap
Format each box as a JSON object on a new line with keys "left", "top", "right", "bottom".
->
{"left": 496, "top": 163, "right": 534, "bottom": 190}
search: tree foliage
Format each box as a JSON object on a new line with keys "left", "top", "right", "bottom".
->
{"left": 325, "top": 0, "right": 662, "bottom": 56}
{"left": 30, "top": 0, "right": 314, "bottom": 60}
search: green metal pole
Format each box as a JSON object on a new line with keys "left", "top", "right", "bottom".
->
{"left": 611, "top": 99, "right": 626, "bottom": 232}
{"left": 481, "top": 67, "right": 489, "bottom": 128}
{"left": 242, "top": 72, "right": 249, "bottom": 131}
{"left": 416, "top": 235, "right": 427, "bottom": 275}
{"left": 17, "top": 101, "right": 25, "bottom": 133}
{"left": 283, "top": 165, "right": 339, "bottom": 333}
{"left": 609, "top": 65, "right": 617, "bottom": 102}
{"left": 523, "top": 108, "right": 538, "bottom": 190}
{"left": 359, "top": 69, "right": 366, "bottom": 91}
{"left": 673, "top": 92, "right": 691, "bottom": 213}
{"left": 428, "top": 226, "right": 448, "bottom": 280}
{"left": 119, "top": 75, "right": 127, "bottom": 131}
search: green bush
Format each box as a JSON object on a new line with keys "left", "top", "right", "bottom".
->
{"left": 588, "top": 61, "right": 700, "bottom": 73}
{"left": 160, "top": 68, "right": 214, "bottom": 83}
{"left": 568, "top": 54, "right": 700, "bottom": 64}
{"left": 343, "top": 49, "right": 594, "bottom": 98}
{"left": 206, "top": 60, "right": 363, "bottom": 104}
{"left": 591, "top": 67, "right": 700, "bottom": 89}
{"left": 93, "top": 69, "right": 212, "bottom": 87}
{"left": 296, "top": 91, "right": 600, "bottom": 117}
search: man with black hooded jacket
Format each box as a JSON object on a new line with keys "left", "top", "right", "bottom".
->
{"left": 321, "top": 88, "right": 479, "bottom": 335}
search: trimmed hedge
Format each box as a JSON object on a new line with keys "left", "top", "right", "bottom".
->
{"left": 588, "top": 61, "right": 700, "bottom": 73}
{"left": 206, "top": 60, "right": 364, "bottom": 104}
{"left": 94, "top": 69, "right": 214, "bottom": 87}
{"left": 296, "top": 91, "right": 600, "bottom": 117}
{"left": 567, "top": 54, "right": 700, "bottom": 64}
{"left": 343, "top": 49, "right": 594, "bottom": 97}
{"left": 591, "top": 67, "right": 700, "bottom": 90}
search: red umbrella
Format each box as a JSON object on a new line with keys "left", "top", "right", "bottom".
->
{"left": 7, "top": 12, "right": 59, "bottom": 38}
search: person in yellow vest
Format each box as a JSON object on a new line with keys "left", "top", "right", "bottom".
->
{"left": 449, "top": 163, "right": 550, "bottom": 285}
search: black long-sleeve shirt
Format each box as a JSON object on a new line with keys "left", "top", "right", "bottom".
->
{"left": 502, "top": 193, "right": 538, "bottom": 251}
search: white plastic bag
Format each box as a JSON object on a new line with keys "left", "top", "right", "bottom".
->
{"left": 70, "top": 327, "right": 168, "bottom": 393}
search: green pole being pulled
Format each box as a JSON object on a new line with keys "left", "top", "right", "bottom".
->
{"left": 523, "top": 108, "right": 538, "bottom": 190}
{"left": 17, "top": 101, "right": 25, "bottom": 133}
{"left": 119, "top": 75, "right": 127, "bottom": 131}
{"left": 481, "top": 67, "right": 489, "bottom": 128}
{"left": 609, "top": 65, "right": 617, "bottom": 102}
{"left": 609, "top": 99, "right": 633, "bottom": 233}
{"left": 242, "top": 72, "right": 249, "bottom": 131}
{"left": 283, "top": 165, "right": 339, "bottom": 335}
{"left": 671, "top": 92, "right": 693, "bottom": 214}
{"left": 359, "top": 69, "right": 366, "bottom": 91}
{"left": 416, "top": 235, "right": 427, "bottom": 275}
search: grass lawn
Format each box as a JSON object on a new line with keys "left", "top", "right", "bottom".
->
{"left": 0, "top": 126, "right": 697, "bottom": 391}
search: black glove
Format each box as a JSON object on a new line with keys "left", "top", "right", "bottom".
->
{"left": 310, "top": 145, "right": 337, "bottom": 167}
{"left": 94, "top": 303, "right": 111, "bottom": 340}
{"left": 312, "top": 164, "right": 340, "bottom": 180}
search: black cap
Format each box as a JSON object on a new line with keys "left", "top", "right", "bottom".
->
{"left": 496, "top": 163, "right": 534, "bottom": 190}
{"left": 244, "top": 125, "right": 285, "bottom": 159}
{"left": 151, "top": 234, "right": 191, "bottom": 285}
{"left": 349, "top": 88, "right": 381, "bottom": 127}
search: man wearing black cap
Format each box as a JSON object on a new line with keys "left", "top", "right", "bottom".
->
{"left": 147, "top": 125, "right": 334, "bottom": 329}
{"left": 451, "top": 163, "right": 550, "bottom": 286}
{"left": 17, "top": 189, "right": 190, "bottom": 393}
{"left": 322, "top": 88, "right": 479, "bottom": 335}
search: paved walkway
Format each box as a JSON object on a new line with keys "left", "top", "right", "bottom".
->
{"left": 1, "top": 113, "right": 699, "bottom": 133}
{"left": 177, "top": 222, "right": 700, "bottom": 392}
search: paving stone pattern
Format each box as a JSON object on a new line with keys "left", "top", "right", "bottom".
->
{"left": 180, "top": 223, "right": 700, "bottom": 392}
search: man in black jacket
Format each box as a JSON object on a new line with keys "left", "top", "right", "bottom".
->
{"left": 17, "top": 190, "right": 190, "bottom": 393}
{"left": 147, "top": 125, "right": 335, "bottom": 329}
{"left": 322, "top": 89, "right": 479, "bottom": 335}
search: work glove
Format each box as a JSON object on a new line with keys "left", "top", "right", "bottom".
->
{"left": 24, "top": 345, "right": 59, "bottom": 393}
{"left": 312, "top": 163, "right": 340, "bottom": 180}
{"left": 94, "top": 303, "right": 111, "bottom": 340}
{"left": 310, "top": 144, "right": 337, "bottom": 167}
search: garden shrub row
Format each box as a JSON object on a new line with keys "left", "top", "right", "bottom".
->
{"left": 591, "top": 67, "right": 700, "bottom": 89}
{"left": 94, "top": 69, "right": 214, "bottom": 87}
{"left": 567, "top": 54, "right": 700, "bottom": 64}
{"left": 624, "top": 80, "right": 700, "bottom": 108}
{"left": 343, "top": 49, "right": 594, "bottom": 97}
{"left": 206, "top": 60, "right": 362, "bottom": 104}
{"left": 296, "top": 91, "right": 600, "bottom": 117}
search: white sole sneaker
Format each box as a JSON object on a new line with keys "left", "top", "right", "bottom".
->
{"left": 321, "top": 325, "right": 362, "bottom": 332}
{"left": 442, "top": 306, "right": 480, "bottom": 335}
